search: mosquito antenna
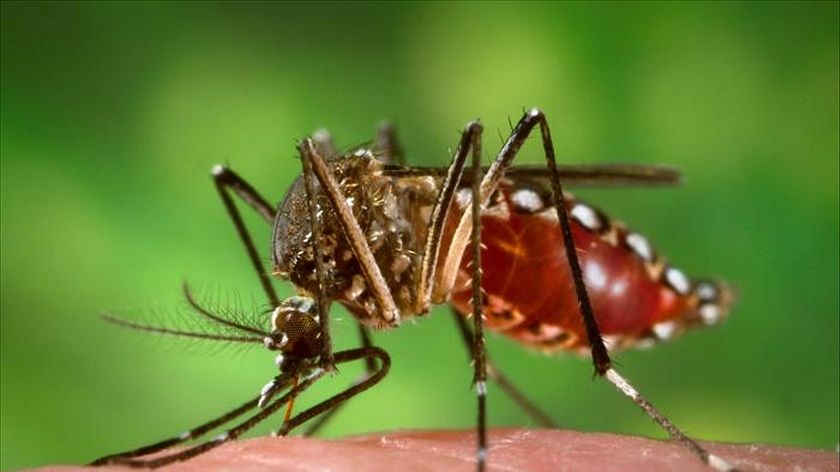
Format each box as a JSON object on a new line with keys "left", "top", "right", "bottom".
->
{"left": 182, "top": 282, "right": 270, "bottom": 337}
{"left": 101, "top": 314, "right": 264, "bottom": 343}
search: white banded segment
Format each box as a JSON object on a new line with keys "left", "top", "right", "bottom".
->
{"left": 637, "top": 278, "right": 733, "bottom": 347}
{"left": 692, "top": 280, "right": 731, "bottom": 327}
{"left": 695, "top": 281, "right": 719, "bottom": 302}
{"left": 510, "top": 188, "right": 545, "bottom": 213}
{"left": 699, "top": 304, "right": 722, "bottom": 325}
{"left": 625, "top": 232, "right": 654, "bottom": 262}
{"left": 652, "top": 320, "right": 679, "bottom": 340}
{"left": 570, "top": 202, "right": 603, "bottom": 232}
{"left": 664, "top": 266, "right": 691, "bottom": 295}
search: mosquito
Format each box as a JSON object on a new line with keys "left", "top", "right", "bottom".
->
{"left": 91, "top": 108, "right": 736, "bottom": 471}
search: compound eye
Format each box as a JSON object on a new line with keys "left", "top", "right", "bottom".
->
{"left": 269, "top": 296, "right": 322, "bottom": 358}
{"left": 271, "top": 296, "right": 316, "bottom": 331}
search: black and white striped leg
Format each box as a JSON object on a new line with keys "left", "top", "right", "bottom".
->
{"left": 516, "top": 108, "right": 736, "bottom": 472}
{"left": 90, "top": 373, "right": 295, "bottom": 467}
{"left": 604, "top": 368, "right": 737, "bottom": 471}
{"left": 466, "top": 122, "right": 488, "bottom": 472}
{"left": 449, "top": 308, "right": 558, "bottom": 428}
{"left": 91, "top": 347, "right": 389, "bottom": 468}
{"left": 437, "top": 109, "right": 734, "bottom": 471}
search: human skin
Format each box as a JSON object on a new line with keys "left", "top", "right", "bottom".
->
{"left": 29, "top": 429, "right": 838, "bottom": 472}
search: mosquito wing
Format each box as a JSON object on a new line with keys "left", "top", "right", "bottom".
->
{"left": 382, "top": 163, "right": 682, "bottom": 188}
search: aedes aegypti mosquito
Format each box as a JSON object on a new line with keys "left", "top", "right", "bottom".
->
{"left": 92, "top": 108, "right": 736, "bottom": 471}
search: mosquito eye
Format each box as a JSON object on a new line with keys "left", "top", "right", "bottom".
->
{"left": 269, "top": 296, "right": 322, "bottom": 359}
{"left": 271, "top": 296, "right": 316, "bottom": 331}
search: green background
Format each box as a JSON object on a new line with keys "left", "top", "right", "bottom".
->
{"left": 1, "top": 1, "right": 838, "bottom": 470}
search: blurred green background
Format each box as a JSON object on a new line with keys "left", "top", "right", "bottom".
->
{"left": 1, "top": 1, "right": 838, "bottom": 470}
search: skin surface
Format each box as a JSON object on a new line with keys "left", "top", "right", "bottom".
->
{"left": 28, "top": 429, "right": 838, "bottom": 472}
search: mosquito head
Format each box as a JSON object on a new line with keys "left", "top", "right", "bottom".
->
{"left": 264, "top": 296, "right": 323, "bottom": 371}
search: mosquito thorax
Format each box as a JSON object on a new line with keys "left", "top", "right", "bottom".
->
{"left": 271, "top": 149, "right": 439, "bottom": 327}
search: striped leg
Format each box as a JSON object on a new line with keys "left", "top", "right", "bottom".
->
{"left": 494, "top": 108, "right": 736, "bottom": 472}
{"left": 91, "top": 347, "right": 389, "bottom": 468}
{"left": 432, "top": 109, "right": 735, "bottom": 471}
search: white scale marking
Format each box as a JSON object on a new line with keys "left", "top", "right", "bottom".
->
{"left": 695, "top": 282, "right": 718, "bottom": 302}
{"left": 571, "top": 203, "right": 601, "bottom": 231}
{"left": 625, "top": 232, "right": 654, "bottom": 262}
{"left": 605, "top": 368, "right": 639, "bottom": 401}
{"left": 511, "top": 188, "right": 543, "bottom": 213}
{"left": 475, "top": 380, "right": 487, "bottom": 397}
{"left": 699, "top": 304, "right": 721, "bottom": 325}
{"left": 270, "top": 307, "right": 283, "bottom": 330}
{"left": 258, "top": 378, "right": 279, "bottom": 408}
{"left": 665, "top": 267, "right": 691, "bottom": 295}
{"left": 652, "top": 320, "right": 678, "bottom": 340}
{"left": 260, "top": 379, "right": 276, "bottom": 396}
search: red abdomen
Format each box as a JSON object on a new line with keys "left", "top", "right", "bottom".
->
{"left": 450, "top": 184, "right": 731, "bottom": 352}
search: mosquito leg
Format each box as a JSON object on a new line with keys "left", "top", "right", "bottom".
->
{"left": 374, "top": 121, "right": 405, "bottom": 166}
{"left": 414, "top": 120, "right": 523, "bottom": 470}
{"left": 302, "top": 324, "right": 378, "bottom": 436}
{"left": 430, "top": 109, "right": 733, "bottom": 471}
{"left": 467, "top": 126, "right": 489, "bottom": 472}
{"left": 312, "top": 128, "right": 337, "bottom": 160}
{"left": 298, "top": 139, "right": 402, "bottom": 328}
{"left": 103, "top": 371, "right": 322, "bottom": 468}
{"left": 89, "top": 373, "right": 293, "bottom": 466}
{"left": 278, "top": 346, "right": 390, "bottom": 436}
{"left": 526, "top": 109, "right": 611, "bottom": 374}
{"left": 299, "top": 142, "right": 337, "bottom": 369}
{"left": 435, "top": 109, "right": 612, "bottom": 372}
{"left": 526, "top": 109, "right": 735, "bottom": 470}
{"left": 415, "top": 122, "right": 483, "bottom": 314}
{"left": 449, "top": 308, "right": 558, "bottom": 428}
{"left": 604, "top": 368, "right": 737, "bottom": 471}
{"left": 505, "top": 109, "right": 736, "bottom": 471}
{"left": 212, "top": 165, "right": 280, "bottom": 307}
{"left": 95, "top": 347, "right": 388, "bottom": 468}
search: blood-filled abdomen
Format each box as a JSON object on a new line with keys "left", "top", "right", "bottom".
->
{"left": 450, "top": 184, "right": 731, "bottom": 352}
